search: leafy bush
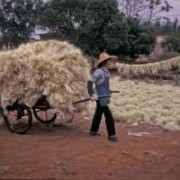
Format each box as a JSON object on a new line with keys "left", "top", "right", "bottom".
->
{"left": 163, "top": 33, "right": 180, "bottom": 53}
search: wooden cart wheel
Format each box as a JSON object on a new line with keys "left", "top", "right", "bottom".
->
{"left": 32, "top": 97, "right": 57, "bottom": 124}
{"left": 2, "top": 103, "right": 32, "bottom": 134}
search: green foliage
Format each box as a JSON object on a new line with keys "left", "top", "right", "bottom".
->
{"left": 77, "top": 0, "right": 127, "bottom": 55}
{"left": 0, "top": 0, "right": 44, "bottom": 47}
{"left": 164, "top": 33, "right": 180, "bottom": 53}
{"left": 39, "top": 0, "right": 86, "bottom": 40}
{"left": 102, "top": 14, "right": 129, "bottom": 55}
{"left": 39, "top": 0, "right": 155, "bottom": 57}
{"left": 0, "top": 0, "right": 156, "bottom": 59}
{"left": 40, "top": 0, "right": 125, "bottom": 56}
{"left": 125, "top": 18, "right": 156, "bottom": 58}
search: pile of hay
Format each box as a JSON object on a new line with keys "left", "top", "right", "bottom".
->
{"left": 0, "top": 40, "right": 90, "bottom": 122}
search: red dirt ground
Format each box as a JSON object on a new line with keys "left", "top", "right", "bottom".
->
{"left": 0, "top": 115, "right": 180, "bottom": 180}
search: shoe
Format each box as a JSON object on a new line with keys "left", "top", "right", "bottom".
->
{"left": 90, "top": 131, "right": 101, "bottom": 136}
{"left": 108, "top": 136, "right": 118, "bottom": 142}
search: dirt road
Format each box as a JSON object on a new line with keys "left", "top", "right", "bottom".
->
{"left": 0, "top": 116, "right": 180, "bottom": 180}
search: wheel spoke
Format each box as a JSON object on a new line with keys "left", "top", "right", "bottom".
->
{"left": 3, "top": 103, "right": 32, "bottom": 134}
{"left": 33, "top": 107, "right": 56, "bottom": 124}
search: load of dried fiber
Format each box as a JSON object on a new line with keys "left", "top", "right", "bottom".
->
{"left": 117, "top": 56, "right": 180, "bottom": 76}
{"left": 0, "top": 40, "right": 90, "bottom": 122}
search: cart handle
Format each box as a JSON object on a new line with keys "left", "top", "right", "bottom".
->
{"left": 73, "top": 90, "right": 119, "bottom": 105}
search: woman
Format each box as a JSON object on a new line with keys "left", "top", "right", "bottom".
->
{"left": 90, "top": 52, "right": 118, "bottom": 142}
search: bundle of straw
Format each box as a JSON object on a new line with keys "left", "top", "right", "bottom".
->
{"left": 0, "top": 40, "right": 90, "bottom": 122}
{"left": 117, "top": 56, "right": 180, "bottom": 76}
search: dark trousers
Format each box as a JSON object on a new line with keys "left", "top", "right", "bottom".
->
{"left": 90, "top": 101, "right": 116, "bottom": 136}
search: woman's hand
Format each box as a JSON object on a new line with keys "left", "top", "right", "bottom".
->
{"left": 91, "top": 93, "right": 98, "bottom": 101}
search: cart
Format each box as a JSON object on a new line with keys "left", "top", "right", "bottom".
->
{"left": 0, "top": 80, "right": 119, "bottom": 134}
{"left": 0, "top": 95, "right": 57, "bottom": 134}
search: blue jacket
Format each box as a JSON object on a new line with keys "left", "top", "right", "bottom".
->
{"left": 92, "top": 67, "right": 110, "bottom": 106}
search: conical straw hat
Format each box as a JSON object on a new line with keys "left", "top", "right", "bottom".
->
{"left": 94, "top": 52, "right": 117, "bottom": 68}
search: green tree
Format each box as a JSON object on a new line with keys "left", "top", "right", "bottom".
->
{"left": 0, "top": 0, "right": 44, "bottom": 47}
{"left": 77, "top": 0, "right": 127, "bottom": 55}
{"left": 39, "top": 0, "right": 155, "bottom": 58}
{"left": 39, "top": 0, "right": 86, "bottom": 41}
{"left": 164, "top": 33, "right": 180, "bottom": 53}
{"left": 40, "top": 0, "right": 128, "bottom": 56}
{"left": 102, "top": 13, "right": 129, "bottom": 55}
{"left": 125, "top": 18, "right": 155, "bottom": 58}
